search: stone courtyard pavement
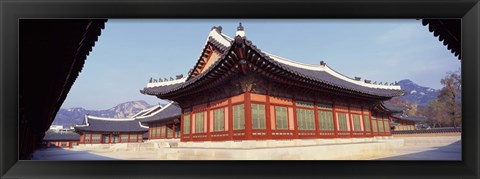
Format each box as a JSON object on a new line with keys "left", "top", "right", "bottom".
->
{"left": 32, "top": 136, "right": 461, "bottom": 160}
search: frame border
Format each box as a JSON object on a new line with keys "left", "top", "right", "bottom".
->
{"left": 2, "top": 0, "right": 479, "bottom": 178}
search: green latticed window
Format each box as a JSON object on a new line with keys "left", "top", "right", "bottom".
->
{"left": 120, "top": 134, "right": 129, "bottom": 142}
{"left": 352, "top": 114, "right": 362, "bottom": 131}
{"left": 297, "top": 109, "right": 315, "bottom": 130}
{"left": 214, "top": 108, "right": 225, "bottom": 131}
{"left": 252, "top": 104, "right": 266, "bottom": 129}
{"left": 161, "top": 126, "right": 166, "bottom": 138}
{"left": 195, "top": 112, "right": 205, "bottom": 133}
{"left": 156, "top": 126, "right": 161, "bottom": 137}
{"left": 363, "top": 115, "right": 371, "bottom": 131}
{"left": 167, "top": 127, "right": 173, "bottom": 138}
{"left": 183, "top": 115, "right": 190, "bottom": 134}
{"left": 84, "top": 134, "right": 91, "bottom": 143}
{"left": 372, "top": 119, "right": 378, "bottom": 132}
{"left": 337, "top": 113, "right": 348, "bottom": 131}
{"left": 318, "top": 111, "right": 334, "bottom": 130}
{"left": 92, "top": 134, "right": 101, "bottom": 143}
{"left": 275, "top": 106, "right": 288, "bottom": 130}
{"left": 233, "top": 104, "right": 245, "bottom": 130}
{"left": 384, "top": 121, "right": 390, "bottom": 132}
{"left": 377, "top": 120, "right": 384, "bottom": 132}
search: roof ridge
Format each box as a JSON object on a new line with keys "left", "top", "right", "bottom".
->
{"left": 85, "top": 115, "right": 135, "bottom": 121}
{"left": 135, "top": 101, "right": 175, "bottom": 119}
{"left": 147, "top": 77, "right": 187, "bottom": 88}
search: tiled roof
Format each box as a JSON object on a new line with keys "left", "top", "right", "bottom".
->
{"left": 74, "top": 116, "right": 148, "bottom": 133}
{"left": 380, "top": 103, "right": 409, "bottom": 113}
{"left": 43, "top": 133, "right": 80, "bottom": 141}
{"left": 141, "top": 27, "right": 404, "bottom": 99}
{"left": 391, "top": 113, "right": 428, "bottom": 122}
{"left": 137, "top": 102, "right": 181, "bottom": 123}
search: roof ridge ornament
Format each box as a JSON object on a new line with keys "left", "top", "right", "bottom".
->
{"left": 211, "top": 26, "right": 222, "bottom": 33}
{"left": 236, "top": 22, "right": 245, "bottom": 38}
{"left": 320, "top": 60, "right": 326, "bottom": 66}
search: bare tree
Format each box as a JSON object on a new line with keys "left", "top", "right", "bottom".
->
{"left": 438, "top": 70, "right": 461, "bottom": 128}
{"left": 386, "top": 97, "right": 418, "bottom": 115}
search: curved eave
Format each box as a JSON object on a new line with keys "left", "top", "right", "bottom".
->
{"left": 391, "top": 114, "right": 428, "bottom": 122}
{"left": 377, "top": 103, "right": 408, "bottom": 113}
{"left": 422, "top": 19, "right": 461, "bottom": 60}
{"left": 142, "top": 36, "right": 404, "bottom": 99}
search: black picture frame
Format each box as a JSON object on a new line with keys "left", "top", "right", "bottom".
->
{"left": 1, "top": 0, "right": 479, "bottom": 178}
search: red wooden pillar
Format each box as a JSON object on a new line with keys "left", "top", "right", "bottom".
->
{"left": 361, "top": 106, "right": 366, "bottom": 136}
{"left": 165, "top": 126, "right": 168, "bottom": 139}
{"left": 313, "top": 100, "right": 320, "bottom": 138}
{"left": 228, "top": 98, "right": 234, "bottom": 140}
{"left": 332, "top": 101, "right": 339, "bottom": 137}
{"left": 347, "top": 105, "right": 353, "bottom": 137}
{"left": 207, "top": 102, "right": 212, "bottom": 141}
{"left": 172, "top": 123, "right": 176, "bottom": 139}
{"left": 189, "top": 113, "right": 193, "bottom": 140}
{"left": 368, "top": 109, "right": 378, "bottom": 136}
{"left": 292, "top": 98, "right": 299, "bottom": 138}
{"left": 386, "top": 116, "right": 390, "bottom": 134}
{"left": 244, "top": 92, "right": 253, "bottom": 140}
{"left": 180, "top": 111, "right": 185, "bottom": 141}
{"left": 265, "top": 95, "right": 272, "bottom": 139}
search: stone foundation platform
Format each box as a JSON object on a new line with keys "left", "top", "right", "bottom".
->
{"left": 159, "top": 137, "right": 404, "bottom": 160}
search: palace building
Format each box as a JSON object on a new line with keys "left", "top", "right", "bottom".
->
{"left": 74, "top": 115, "right": 149, "bottom": 144}
{"left": 391, "top": 113, "right": 428, "bottom": 131}
{"left": 140, "top": 24, "right": 405, "bottom": 142}
{"left": 73, "top": 103, "right": 182, "bottom": 144}
{"left": 43, "top": 133, "right": 80, "bottom": 148}
{"left": 72, "top": 105, "right": 163, "bottom": 144}
{"left": 137, "top": 101, "right": 182, "bottom": 140}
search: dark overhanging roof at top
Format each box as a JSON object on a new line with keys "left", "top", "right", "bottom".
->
{"left": 19, "top": 19, "right": 107, "bottom": 159}
{"left": 421, "top": 19, "right": 461, "bottom": 60}
{"left": 141, "top": 25, "right": 404, "bottom": 100}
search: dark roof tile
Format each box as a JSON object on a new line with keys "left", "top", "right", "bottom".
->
{"left": 43, "top": 133, "right": 80, "bottom": 141}
{"left": 75, "top": 117, "right": 148, "bottom": 133}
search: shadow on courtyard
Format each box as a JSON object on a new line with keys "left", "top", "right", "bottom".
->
{"left": 31, "top": 148, "right": 117, "bottom": 160}
{"left": 376, "top": 140, "right": 461, "bottom": 160}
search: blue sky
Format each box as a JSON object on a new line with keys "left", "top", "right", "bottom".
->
{"left": 61, "top": 19, "right": 460, "bottom": 110}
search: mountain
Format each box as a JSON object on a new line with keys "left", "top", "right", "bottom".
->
{"left": 52, "top": 100, "right": 152, "bottom": 128}
{"left": 397, "top": 79, "right": 439, "bottom": 108}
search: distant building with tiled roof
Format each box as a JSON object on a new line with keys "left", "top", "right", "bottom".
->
{"left": 136, "top": 101, "right": 182, "bottom": 140}
{"left": 141, "top": 24, "right": 405, "bottom": 142}
{"left": 73, "top": 105, "right": 163, "bottom": 144}
{"left": 43, "top": 133, "right": 80, "bottom": 148}
{"left": 391, "top": 113, "right": 428, "bottom": 131}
